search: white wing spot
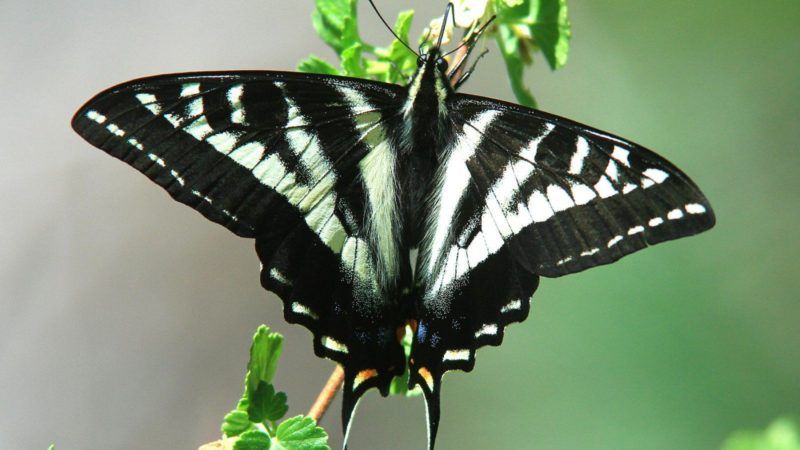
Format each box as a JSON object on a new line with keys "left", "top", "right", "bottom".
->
{"left": 547, "top": 185, "right": 575, "bottom": 212}
{"left": 322, "top": 336, "right": 349, "bottom": 354}
{"left": 569, "top": 137, "right": 590, "bottom": 175}
{"left": 184, "top": 115, "right": 213, "bottom": 140}
{"left": 206, "top": 131, "right": 240, "bottom": 154}
{"left": 270, "top": 268, "right": 291, "bottom": 285}
{"left": 528, "top": 191, "right": 554, "bottom": 222}
{"left": 500, "top": 299, "right": 522, "bottom": 314}
{"left": 169, "top": 170, "right": 185, "bottom": 186}
{"left": 474, "top": 323, "right": 498, "bottom": 338}
{"left": 581, "top": 248, "right": 600, "bottom": 257}
{"left": 180, "top": 83, "right": 200, "bottom": 97}
{"left": 135, "top": 93, "right": 161, "bottom": 116}
{"left": 227, "top": 84, "right": 245, "bottom": 124}
{"left": 622, "top": 183, "right": 638, "bottom": 194}
{"left": 628, "top": 225, "right": 645, "bottom": 235}
{"left": 86, "top": 110, "right": 107, "bottom": 124}
{"left": 291, "top": 302, "right": 319, "bottom": 320}
{"left": 685, "top": 203, "right": 706, "bottom": 214}
{"left": 147, "top": 153, "right": 165, "bottom": 167}
{"left": 642, "top": 168, "right": 669, "bottom": 188}
{"left": 443, "top": 349, "right": 470, "bottom": 361}
{"left": 127, "top": 138, "right": 144, "bottom": 151}
{"left": 594, "top": 175, "right": 617, "bottom": 198}
{"left": 557, "top": 256, "right": 574, "bottom": 266}
{"left": 185, "top": 98, "right": 204, "bottom": 117}
{"left": 667, "top": 208, "right": 684, "bottom": 220}
{"left": 649, "top": 217, "right": 664, "bottom": 227}
{"left": 605, "top": 160, "right": 619, "bottom": 181}
{"left": 611, "top": 146, "right": 631, "bottom": 167}
{"left": 571, "top": 182, "right": 597, "bottom": 205}
{"left": 163, "top": 113, "right": 183, "bottom": 128}
{"left": 105, "top": 123, "right": 124, "bottom": 136}
{"left": 608, "top": 235, "right": 623, "bottom": 247}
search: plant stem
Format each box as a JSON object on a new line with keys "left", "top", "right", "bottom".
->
{"left": 307, "top": 365, "right": 345, "bottom": 422}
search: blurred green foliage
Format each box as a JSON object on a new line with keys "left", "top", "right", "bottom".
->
{"left": 722, "top": 417, "right": 800, "bottom": 450}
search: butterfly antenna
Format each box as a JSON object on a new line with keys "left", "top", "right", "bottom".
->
{"left": 367, "top": 0, "right": 418, "bottom": 56}
{"left": 434, "top": 2, "right": 456, "bottom": 50}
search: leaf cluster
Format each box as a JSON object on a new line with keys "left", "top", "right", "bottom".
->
{"left": 299, "top": 0, "right": 571, "bottom": 108}
{"left": 220, "top": 326, "right": 330, "bottom": 450}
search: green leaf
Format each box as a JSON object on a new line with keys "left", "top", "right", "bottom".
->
{"left": 234, "top": 430, "right": 272, "bottom": 450}
{"left": 493, "top": 0, "right": 533, "bottom": 23}
{"left": 340, "top": 42, "right": 367, "bottom": 78}
{"left": 271, "top": 416, "right": 329, "bottom": 450}
{"left": 373, "top": 10, "right": 416, "bottom": 83}
{"left": 311, "top": 0, "right": 359, "bottom": 53}
{"left": 722, "top": 417, "right": 800, "bottom": 450}
{"left": 246, "top": 326, "right": 283, "bottom": 396}
{"left": 47, "top": 446, "right": 55, "bottom": 450}
{"left": 389, "top": 325, "right": 421, "bottom": 397}
{"left": 297, "top": 55, "right": 341, "bottom": 76}
{"left": 222, "top": 410, "right": 256, "bottom": 437}
{"left": 529, "top": 0, "right": 571, "bottom": 69}
{"left": 248, "top": 382, "right": 289, "bottom": 423}
{"left": 496, "top": 24, "right": 538, "bottom": 108}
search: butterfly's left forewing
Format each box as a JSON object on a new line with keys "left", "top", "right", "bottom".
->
{"left": 72, "top": 72, "right": 409, "bottom": 430}
{"left": 409, "top": 94, "right": 715, "bottom": 447}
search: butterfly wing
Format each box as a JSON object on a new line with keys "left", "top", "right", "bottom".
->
{"left": 72, "top": 71, "right": 409, "bottom": 434}
{"left": 409, "top": 94, "right": 715, "bottom": 448}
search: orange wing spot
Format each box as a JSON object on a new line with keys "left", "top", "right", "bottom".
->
{"left": 353, "top": 368, "right": 379, "bottom": 391}
{"left": 418, "top": 367, "right": 434, "bottom": 390}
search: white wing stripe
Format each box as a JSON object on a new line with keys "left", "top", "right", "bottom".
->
{"left": 427, "top": 110, "right": 499, "bottom": 275}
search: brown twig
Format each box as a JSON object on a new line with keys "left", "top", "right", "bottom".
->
{"left": 307, "top": 365, "right": 345, "bottom": 422}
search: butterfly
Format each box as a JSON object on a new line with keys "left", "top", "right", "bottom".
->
{"left": 71, "top": 3, "right": 715, "bottom": 449}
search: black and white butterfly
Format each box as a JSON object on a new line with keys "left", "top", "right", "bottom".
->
{"left": 72, "top": 4, "right": 714, "bottom": 449}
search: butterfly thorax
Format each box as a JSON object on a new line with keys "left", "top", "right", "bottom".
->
{"left": 394, "top": 51, "right": 457, "bottom": 288}
{"left": 400, "top": 51, "right": 453, "bottom": 148}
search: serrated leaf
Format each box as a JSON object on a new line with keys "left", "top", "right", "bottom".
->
{"left": 271, "top": 416, "right": 329, "bottom": 450}
{"left": 529, "top": 0, "right": 571, "bottom": 69}
{"left": 311, "top": 0, "right": 359, "bottom": 53}
{"left": 496, "top": 24, "right": 537, "bottom": 108}
{"left": 297, "top": 56, "right": 341, "bottom": 76}
{"left": 248, "top": 382, "right": 289, "bottom": 423}
{"left": 234, "top": 430, "right": 272, "bottom": 450}
{"left": 340, "top": 43, "right": 367, "bottom": 78}
{"left": 222, "top": 410, "right": 256, "bottom": 437}
{"left": 246, "top": 326, "right": 283, "bottom": 396}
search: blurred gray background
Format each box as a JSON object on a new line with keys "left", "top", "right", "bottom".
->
{"left": 1, "top": 1, "right": 798, "bottom": 449}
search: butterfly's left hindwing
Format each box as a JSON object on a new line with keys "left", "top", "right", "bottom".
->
{"left": 72, "top": 72, "right": 409, "bottom": 425}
